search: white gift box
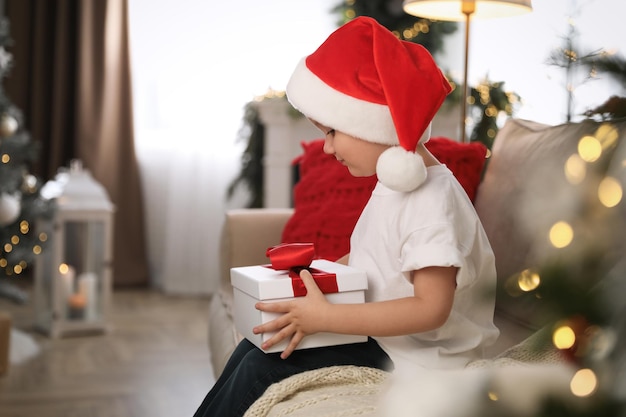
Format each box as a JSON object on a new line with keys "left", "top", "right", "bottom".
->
{"left": 231, "top": 259, "right": 368, "bottom": 353}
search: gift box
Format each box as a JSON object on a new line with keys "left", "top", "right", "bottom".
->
{"left": 231, "top": 244, "right": 368, "bottom": 353}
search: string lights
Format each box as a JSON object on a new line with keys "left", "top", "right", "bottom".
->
{"left": 500, "top": 121, "right": 625, "bottom": 412}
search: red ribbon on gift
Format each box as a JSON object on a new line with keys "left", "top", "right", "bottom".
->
{"left": 265, "top": 243, "right": 339, "bottom": 297}
{"left": 266, "top": 243, "right": 315, "bottom": 270}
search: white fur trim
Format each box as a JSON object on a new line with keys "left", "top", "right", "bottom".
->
{"left": 376, "top": 147, "right": 427, "bottom": 192}
{"left": 286, "top": 58, "right": 398, "bottom": 145}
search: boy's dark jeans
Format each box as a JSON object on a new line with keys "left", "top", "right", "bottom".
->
{"left": 192, "top": 337, "right": 392, "bottom": 417}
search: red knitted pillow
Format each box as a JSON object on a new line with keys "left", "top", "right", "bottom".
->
{"left": 280, "top": 140, "right": 376, "bottom": 261}
{"left": 281, "top": 138, "right": 488, "bottom": 261}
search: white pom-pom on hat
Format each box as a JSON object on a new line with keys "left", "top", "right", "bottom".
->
{"left": 376, "top": 122, "right": 432, "bottom": 192}
{"left": 377, "top": 146, "right": 427, "bottom": 193}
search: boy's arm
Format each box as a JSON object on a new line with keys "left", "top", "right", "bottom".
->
{"left": 254, "top": 266, "right": 457, "bottom": 359}
{"left": 335, "top": 254, "right": 349, "bottom": 265}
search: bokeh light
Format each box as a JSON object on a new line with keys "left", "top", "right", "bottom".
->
{"left": 549, "top": 221, "right": 574, "bottom": 248}
{"left": 598, "top": 176, "right": 622, "bottom": 208}
{"left": 595, "top": 123, "right": 619, "bottom": 150}
{"left": 570, "top": 368, "right": 598, "bottom": 397}
{"left": 578, "top": 135, "right": 602, "bottom": 162}
{"left": 553, "top": 324, "right": 576, "bottom": 349}
{"left": 517, "top": 269, "right": 541, "bottom": 292}
{"left": 565, "top": 154, "right": 586, "bottom": 184}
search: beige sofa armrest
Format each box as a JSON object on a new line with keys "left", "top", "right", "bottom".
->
{"left": 210, "top": 208, "right": 293, "bottom": 377}
{"left": 219, "top": 208, "right": 294, "bottom": 291}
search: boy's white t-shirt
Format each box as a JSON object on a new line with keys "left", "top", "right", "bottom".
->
{"left": 349, "top": 164, "right": 500, "bottom": 370}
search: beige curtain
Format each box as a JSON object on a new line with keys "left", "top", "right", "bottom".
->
{"left": 6, "top": 0, "right": 149, "bottom": 286}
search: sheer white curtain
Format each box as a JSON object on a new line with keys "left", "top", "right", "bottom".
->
{"left": 128, "top": 0, "right": 336, "bottom": 294}
{"left": 133, "top": 132, "right": 240, "bottom": 295}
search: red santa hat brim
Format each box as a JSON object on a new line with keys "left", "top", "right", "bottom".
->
{"left": 287, "top": 58, "right": 398, "bottom": 146}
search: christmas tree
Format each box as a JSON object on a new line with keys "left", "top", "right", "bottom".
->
{"left": 0, "top": 15, "right": 55, "bottom": 303}
{"left": 332, "top": 0, "right": 457, "bottom": 57}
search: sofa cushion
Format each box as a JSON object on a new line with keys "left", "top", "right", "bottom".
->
{"left": 474, "top": 118, "right": 626, "bottom": 329}
{"left": 281, "top": 139, "right": 376, "bottom": 261}
{"left": 281, "top": 137, "right": 488, "bottom": 261}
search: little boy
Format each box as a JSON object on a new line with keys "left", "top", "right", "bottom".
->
{"left": 193, "top": 16, "right": 499, "bottom": 417}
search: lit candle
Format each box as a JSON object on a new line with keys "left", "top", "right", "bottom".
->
{"left": 68, "top": 293, "right": 86, "bottom": 320}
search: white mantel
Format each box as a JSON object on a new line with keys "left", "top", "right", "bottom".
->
{"left": 256, "top": 98, "right": 321, "bottom": 208}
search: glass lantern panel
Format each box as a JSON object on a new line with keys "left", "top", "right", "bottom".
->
{"left": 62, "top": 220, "right": 106, "bottom": 322}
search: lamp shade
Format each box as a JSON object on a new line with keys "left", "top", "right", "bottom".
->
{"left": 403, "top": 0, "right": 532, "bottom": 21}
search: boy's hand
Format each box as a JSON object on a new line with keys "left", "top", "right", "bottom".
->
{"left": 253, "top": 269, "right": 330, "bottom": 359}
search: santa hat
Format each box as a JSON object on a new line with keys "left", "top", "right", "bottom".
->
{"left": 286, "top": 16, "right": 452, "bottom": 192}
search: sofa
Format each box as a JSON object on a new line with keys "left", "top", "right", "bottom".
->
{"left": 207, "top": 118, "right": 626, "bottom": 416}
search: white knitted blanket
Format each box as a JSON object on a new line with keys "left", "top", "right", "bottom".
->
{"left": 244, "top": 365, "right": 389, "bottom": 417}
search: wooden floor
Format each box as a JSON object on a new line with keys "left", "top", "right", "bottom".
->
{"left": 0, "top": 283, "right": 216, "bottom": 417}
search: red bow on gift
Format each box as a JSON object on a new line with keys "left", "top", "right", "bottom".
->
{"left": 265, "top": 243, "right": 338, "bottom": 296}
{"left": 266, "top": 243, "right": 315, "bottom": 270}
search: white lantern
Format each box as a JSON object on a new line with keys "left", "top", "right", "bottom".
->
{"left": 34, "top": 160, "right": 114, "bottom": 338}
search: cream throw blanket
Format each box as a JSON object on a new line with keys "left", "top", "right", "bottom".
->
{"left": 244, "top": 365, "right": 389, "bottom": 417}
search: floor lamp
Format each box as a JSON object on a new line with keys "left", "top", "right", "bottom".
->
{"left": 403, "top": 0, "right": 532, "bottom": 143}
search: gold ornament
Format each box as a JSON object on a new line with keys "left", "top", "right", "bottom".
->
{"left": 0, "top": 113, "right": 18, "bottom": 138}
